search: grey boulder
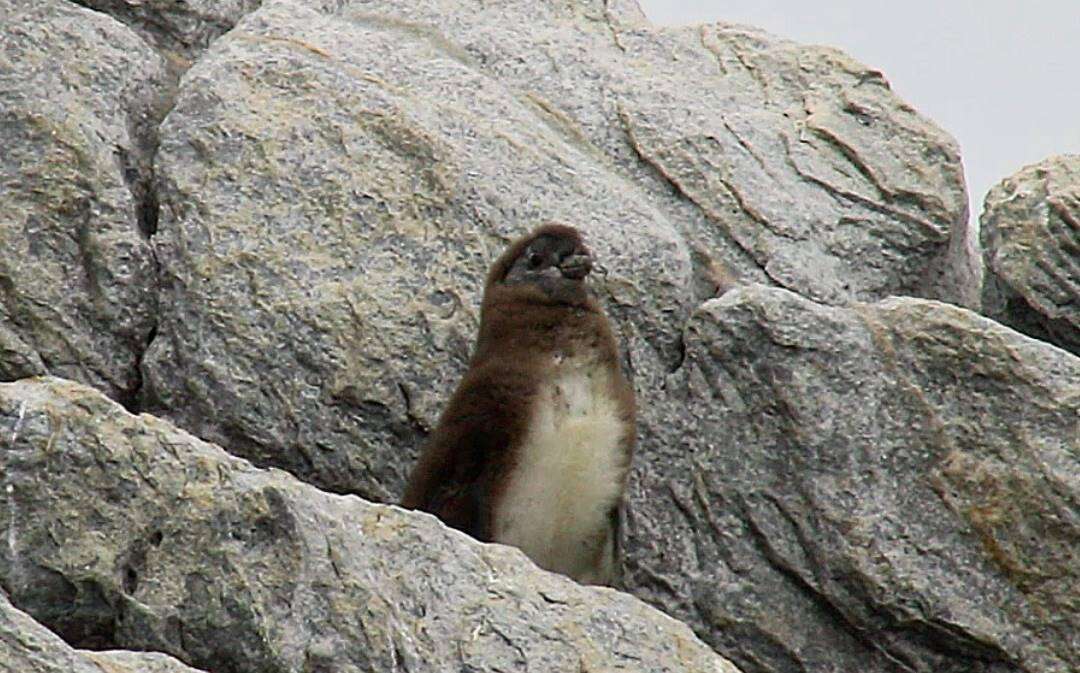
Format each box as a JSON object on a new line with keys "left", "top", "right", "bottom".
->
{"left": 0, "top": 0, "right": 166, "bottom": 402}
{"left": 288, "top": 0, "right": 976, "bottom": 306}
{"left": 142, "top": 0, "right": 973, "bottom": 503}
{"left": 143, "top": 0, "right": 692, "bottom": 500}
{"left": 625, "top": 284, "right": 1080, "bottom": 673}
{"left": 0, "top": 376, "right": 741, "bottom": 673}
{"left": 981, "top": 154, "right": 1080, "bottom": 355}
{"left": 1, "top": 590, "right": 205, "bottom": 673}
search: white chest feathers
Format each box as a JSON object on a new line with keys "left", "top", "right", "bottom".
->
{"left": 492, "top": 355, "right": 629, "bottom": 584}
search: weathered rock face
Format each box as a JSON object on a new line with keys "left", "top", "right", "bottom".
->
{"left": 142, "top": 0, "right": 694, "bottom": 499}
{"left": 75, "top": 0, "right": 262, "bottom": 71}
{"left": 981, "top": 155, "right": 1080, "bottom": 356}
{"left": 4, "top": 1, "right": 1074, "bottom": 672}
{"left": 131, "top": 0, "right": 974, "bottom": 502}
{"left": 53, "top": 0, "right": 976, "bottom": 318}
{"left": 322, "top": 1, "right": 976, "bottom": 306}
{"left": 0, "top": 0, "right": 166, "bottom": 402}
{"left": 0, "top": 377, "right": 739, "bottom": 673}
{"left": 625, "top": 285, "right": 1079, "bottom": 673}
{"left": 2, "top": 590, "right": 205, "bottom": 673}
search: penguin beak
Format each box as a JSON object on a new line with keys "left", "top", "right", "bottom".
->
{"left": 559, "top": 252, "right": 593, "bottom": 280}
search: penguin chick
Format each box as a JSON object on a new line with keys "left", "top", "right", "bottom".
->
{"left": 402, "top": 223, "right": 636, "bottom": 585}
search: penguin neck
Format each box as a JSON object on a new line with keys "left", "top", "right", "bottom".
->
{"left": 472, "top": 283, "right": 599, "bottom": 365}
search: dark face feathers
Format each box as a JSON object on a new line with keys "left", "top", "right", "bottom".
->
{"left": 485, "top": 224, "right": 593, "bottom": 294}
{"left": 473, "top": 223, "right": 604, "bottom": 358}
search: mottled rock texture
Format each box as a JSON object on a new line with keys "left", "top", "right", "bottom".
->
{"left": 0, "top": 0, "right": 166, "bottom": 401}
{"left": 625, "top": 285, "right": 1079, "bottom": 673}
{"left": 981, "top": 155, "right": 1080, "bottom": 355}
{"left": 1, "top": 1, "right": 1075, "bottom": 672}
{"left": 2, "top": 590, "right": 205, "bottom": 673}
{"left": 141, "top": 0, "right": 692, "bottom": 500}
{"left": 0, "top": 377, "right": 739, "bottom": 673}
{"left": 75, "top": 0, "right": 261, "bottom": 71}
{"left": 134, "top": 0, "right": 974, "bottom": 502}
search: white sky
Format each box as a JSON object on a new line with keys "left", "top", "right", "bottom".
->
{"left": 638, "top": 1, "right": 1080, "bottom": 221}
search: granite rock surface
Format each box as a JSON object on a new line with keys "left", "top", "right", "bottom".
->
{"left": 1, "top": 590, "right": 205, "bottom": 673}
{"left": 1, "top": 1, "right": 1075, "bottom": 672}
{"left": 1, "top": 377, "right": 740, "bottom": 673}
{"left": 981, "top": 154, "right": 1080, "bottom": 356}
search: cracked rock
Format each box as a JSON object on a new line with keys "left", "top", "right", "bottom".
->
{"left": 326, "top": 2, "right": 975, "bottom": 307}
{"left": 1, "top": 590, "right": 205, "bottom": 673}
{"left": 625, "top": 284, "right": 1079, "bottom": 673}
{"left": 0, "top": 0, "right": 166, "bottom": 403}
{"left": 75, "top": 0, "right": 264, "bottom": 75}
{"left": 141, "top": 0, "right": 973, "bottom": 504}
{"left": 144, "top": 0, "right": 691, "bottom": 499}
{"left": 981, "top": 154, "right": 1080, "bottom": 355}
{"left": 0, "top": 376, "right": 741, "bottom": 673}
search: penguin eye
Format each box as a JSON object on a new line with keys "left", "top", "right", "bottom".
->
{"left": 527, "top": 252, "right": 544, "bottom": 269}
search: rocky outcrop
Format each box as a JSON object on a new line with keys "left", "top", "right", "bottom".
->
{"left": 0, "top": 0, "right": 167, "bottom": 403}
{"left": 134, "top": 0, "right": 975, "bottom": 501}
{"left": 626, "top": 285, "right": 1079, "bottom": 673}
{"left": 141, "top": 0, "right": 693, "bottom": 499}
{"left": 0, "top": 377, "right": 740, "bottom": 673}
{"left": 75, "top": 0, "right": 261, "bottom": 71}
{"left": 0, "top": 0, "right": 978, "bottom": 500}
{"left": 981, "top": 155, "right": 1080, "bottom": 355}
{"left": 322, "top": 1, "right": 976, "bottom": 306}
{"left": 2, "top": 591, "right": 205, "bottom": 673}
{"left": 2, "top": 1, "right": 1074, "bottom": 672}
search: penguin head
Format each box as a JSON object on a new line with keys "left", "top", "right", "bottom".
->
{"left": 492, "top": 224, "right": 594, "bottom": 290}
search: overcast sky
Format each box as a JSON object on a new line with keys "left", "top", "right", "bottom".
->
{"left": 638, "top": 1, "right": 1080, "bottom": 221}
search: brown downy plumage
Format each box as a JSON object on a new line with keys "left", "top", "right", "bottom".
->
{"left": 401, "top": 223, "right": 636, "bottom": 585}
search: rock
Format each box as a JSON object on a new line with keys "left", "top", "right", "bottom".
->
{"left": 75, "top": 0, "right": 262, "bottom": 73}
{"left": 625, "top": 284, "right": 1079, "bottom": 673}
{"left": 0, "top": 377, "right": 742, "bottom": 673}
{"left": 1, "top": 590, "right": 205, "bottom": 673}
{"left": 143, "top": 0, "right": 972, "bottom": 502}
{"left": 981, "top": 155, "right": 1080, "bottom": 355}
{"left": 0, "top": 2, "right": 1032, "bottom": 672}
{"left": 143, "top": 0, "right": 692, "bottom": 500}
{"left": 0, "top": 0, "right": 166, "bottom": 403}
{"left": 324, "top": 1, "right": 975, "bottom": 307}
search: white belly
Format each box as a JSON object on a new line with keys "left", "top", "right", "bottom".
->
{"left": 492, "top": 359, "right": 628, "bottom": 584}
